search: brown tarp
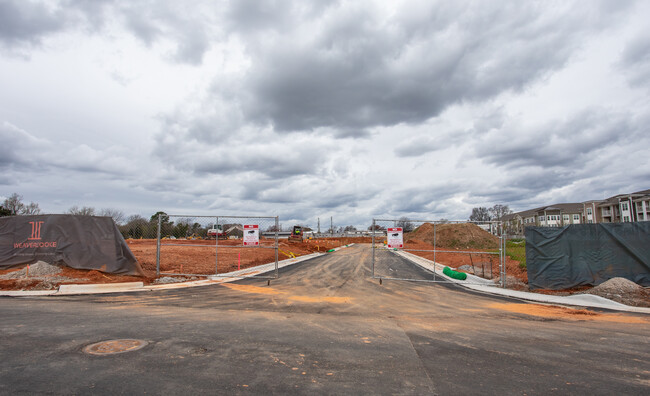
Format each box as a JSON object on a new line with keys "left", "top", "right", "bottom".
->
{"left": 0, "top": 214, "right": 143, "bottom": 276}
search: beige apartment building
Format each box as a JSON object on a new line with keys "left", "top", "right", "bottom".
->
{"left": 503, "top": 189, "right": 650, "bottom": 234}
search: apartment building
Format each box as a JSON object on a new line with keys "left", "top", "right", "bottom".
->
{"left": 503, "top": 188, "right": 650, "bottom": 234}
{"left": 504, "top": 203, "right": 583, "bottom": 234}
{"left": 596, "top": 189, "right": 650, "bottom": 223}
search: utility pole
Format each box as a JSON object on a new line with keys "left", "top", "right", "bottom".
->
{"left": 317, "top": 218, "right": 320, "bottom": 234}
{"left": 330, "top": 216, "right": 333, "bottom": 236}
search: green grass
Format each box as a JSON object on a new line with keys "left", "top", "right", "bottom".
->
{"left": 505, "top": 239, "right": 526, "bottom": 269}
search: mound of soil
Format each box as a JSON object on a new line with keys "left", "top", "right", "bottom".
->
{"left": 583, "top": 277, "right": 650, "bottom": 307}
{"left": 407, "top": 223, "right": 499, "bottom": 250}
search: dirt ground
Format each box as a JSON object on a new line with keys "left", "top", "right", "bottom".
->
{"left": 1, "top": 234, "right": 648, "bottom": 308}
{"left": 0, "top": 238, "right": 350, "bottom": 291}
{"left": 131, "top": 238, "right": 346, "bottom": 276}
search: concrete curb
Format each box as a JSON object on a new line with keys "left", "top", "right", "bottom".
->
{"left": 391, "top": 249, "right": 650, "bottom": 314}
{"left": 57, "top": 282, "right": 145, "bottom": 295}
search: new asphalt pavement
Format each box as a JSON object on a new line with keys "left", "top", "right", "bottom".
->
{"left": 1, "top": 244, "right": 648, "bottom": 395}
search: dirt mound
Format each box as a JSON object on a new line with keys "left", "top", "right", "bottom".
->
{"left": 406, "top": 223, "right": 499, "bottom": 250}
{"left": 582, "top": 277, "right": 650, "bottom": 307}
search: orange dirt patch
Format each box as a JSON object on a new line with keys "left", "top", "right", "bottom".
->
{"left": 221, "top": 283, "right": 282, "bottom": 295}
{"left": 220, "top": 282, "right": 352, "bottom": 304}
{"left": 128, "top": 238, "right": 330, "bottom": 276}
{"left": 488, "top": 302, "right": 647, "bottom": 324}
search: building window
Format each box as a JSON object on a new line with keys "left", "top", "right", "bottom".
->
{"left": 622, "top": 202, "right": 628, "bottom": 211}
{"left": 539, "top": 216, "right": 544, "bottom": 222}
{"left": 623, "top": 215, "right": 630, "bottom": 222}
{"left": 587, "top": 208, "right": 592, "bottom": 215}
{"left": 573, "top": 214, "right": 579, "bottom": 221}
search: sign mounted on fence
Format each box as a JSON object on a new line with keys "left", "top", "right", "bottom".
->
{"left": 387, "top": 227, "right": 403, "bottom": 248}
{"left": 243, "top": 224, "right": 259, "bottom": 246}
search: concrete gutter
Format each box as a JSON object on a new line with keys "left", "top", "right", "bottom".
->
{"left": 392, "top": 249, "right": 650, "bottom": 315}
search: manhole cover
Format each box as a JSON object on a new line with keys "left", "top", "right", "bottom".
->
{"left": 83, "top": 339, "right": 148, "bottom": 355}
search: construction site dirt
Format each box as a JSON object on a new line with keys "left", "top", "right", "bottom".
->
{"left": 0, "top": 238, "right": 349, "bottom": 290}
{"left": 1, "top": 233, "right": 647, "bottom": 307}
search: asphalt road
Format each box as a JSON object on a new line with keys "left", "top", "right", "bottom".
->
{"left": 1, "top": 244, "right": 648, "bottom": 395}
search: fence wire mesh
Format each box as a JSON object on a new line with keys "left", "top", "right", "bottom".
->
{"left": 146, "top": 214, "right": 278, "bottom": 278}
{"left": 372, "top": 219, "right": 505, "bottom": 286}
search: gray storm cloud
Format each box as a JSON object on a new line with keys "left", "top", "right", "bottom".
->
{"left": 0, "top": 0, "right": 649, "bottom": 225}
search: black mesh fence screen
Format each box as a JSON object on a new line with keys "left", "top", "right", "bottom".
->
{"left": 525, "top": 222, "right": 650, "bottom": 289}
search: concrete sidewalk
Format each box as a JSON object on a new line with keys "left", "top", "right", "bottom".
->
{"left": 393, "top": 249, "right": 650, "bottom": 314}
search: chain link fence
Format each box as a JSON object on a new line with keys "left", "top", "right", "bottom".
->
{"left": 371, "top": 219, "right": 506, "bottom": 286}
{"left": 504, "top": 234, "right": 526, "bottom": 272}
{"left": 119, "top": 214, "right": 278, "bottom": 278}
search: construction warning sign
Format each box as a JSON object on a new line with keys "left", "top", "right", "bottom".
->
{"left": 387, "top": 227, "right": 403, "bottom": 248}
{"left": 243, "top": 224, "right": 259, "bottom": 246}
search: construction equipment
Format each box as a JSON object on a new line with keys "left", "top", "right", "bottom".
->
{"left": 288, "top": 226, "right": 303, "bottom": 242}
{"left": 207, "top": 224, "right": 226, "bottom": 239}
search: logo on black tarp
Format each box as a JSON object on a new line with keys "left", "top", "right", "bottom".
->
{"left": 13, "top": 221, "right": 57, "bottom": 249}
{"left": 28, "top": 221, "right": 44, "bottom": 240}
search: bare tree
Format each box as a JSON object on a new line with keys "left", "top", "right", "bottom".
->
{"left": 22, "top": 202, "right": 41, "bottom": 215}
{"left": 99, "top": 208, "right": 126, "bottom": 224}
{"left": 469, "top": 207, "right": 491, "bottom": 222}
{"left": 67, "top": 205, "right": 96, "bottom": 216}
{"left": 396, "top": 217, "right": 415, "bottom": 232}
{"left": 489, "top": 204, "right": 512, "bottom": 223}
{"left": 1, "top": 193, "right": 41, "bottom": 215}
{"left": 2, "top": 193, "right": 25, "bottom": 215}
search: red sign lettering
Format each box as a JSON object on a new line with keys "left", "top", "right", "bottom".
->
{"left": 28, "top": 221, "right": 44, "bottom": 240}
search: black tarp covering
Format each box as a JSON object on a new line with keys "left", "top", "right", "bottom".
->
{"left": 526, "top": 223, "right": 650, "bottom": 290}
{"left": 0, "top": 215, "right": 143, "bottom": 276}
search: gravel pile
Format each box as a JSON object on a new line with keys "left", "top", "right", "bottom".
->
{"left": 583, "top": 277, "right": 650, "bottom": 307}
{"left": 154, "top": 276, "right": 199, "bottom": 284}
{"left": 0, "top": 261, "right": 62, "bottom": 279}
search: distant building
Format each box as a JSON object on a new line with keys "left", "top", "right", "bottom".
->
{"left": 503, "top": 188, "right": 650, "bottom": 234}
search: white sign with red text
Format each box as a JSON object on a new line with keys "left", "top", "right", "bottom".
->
{"left": 243, "top": 224, "right": 259, "bottom": 246}
{"left": 387, "top": 227, "right": 403, "bottom": 248}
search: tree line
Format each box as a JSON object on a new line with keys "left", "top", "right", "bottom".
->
{"left": 468, "top": 204, "right": 512, "bottom": 222}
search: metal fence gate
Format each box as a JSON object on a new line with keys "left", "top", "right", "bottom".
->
{"left": 155, "top": 214, "right": 279, "bottom": 279}
{"left": 371, "top": 219, "right": 506, "bottom": 287}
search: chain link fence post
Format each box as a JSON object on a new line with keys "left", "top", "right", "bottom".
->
{"left": 156, "top": 213, "right": 161, "bottom": 276}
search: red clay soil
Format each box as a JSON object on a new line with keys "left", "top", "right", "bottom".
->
{"left": 0, "top": 238, "right": 355, "bottom": 291}
{"left": 129, "top": 238, "right": 345, "bottom": 276}
{"left": 0, "top": 265, "right": 153, "bottom": 290}
{"left": 407, "top": 223, "right": 499, "bottom": 250}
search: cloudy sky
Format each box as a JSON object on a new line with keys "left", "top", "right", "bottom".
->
{"left": 1, "top": 0, "right": 649, "bottom": 228}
